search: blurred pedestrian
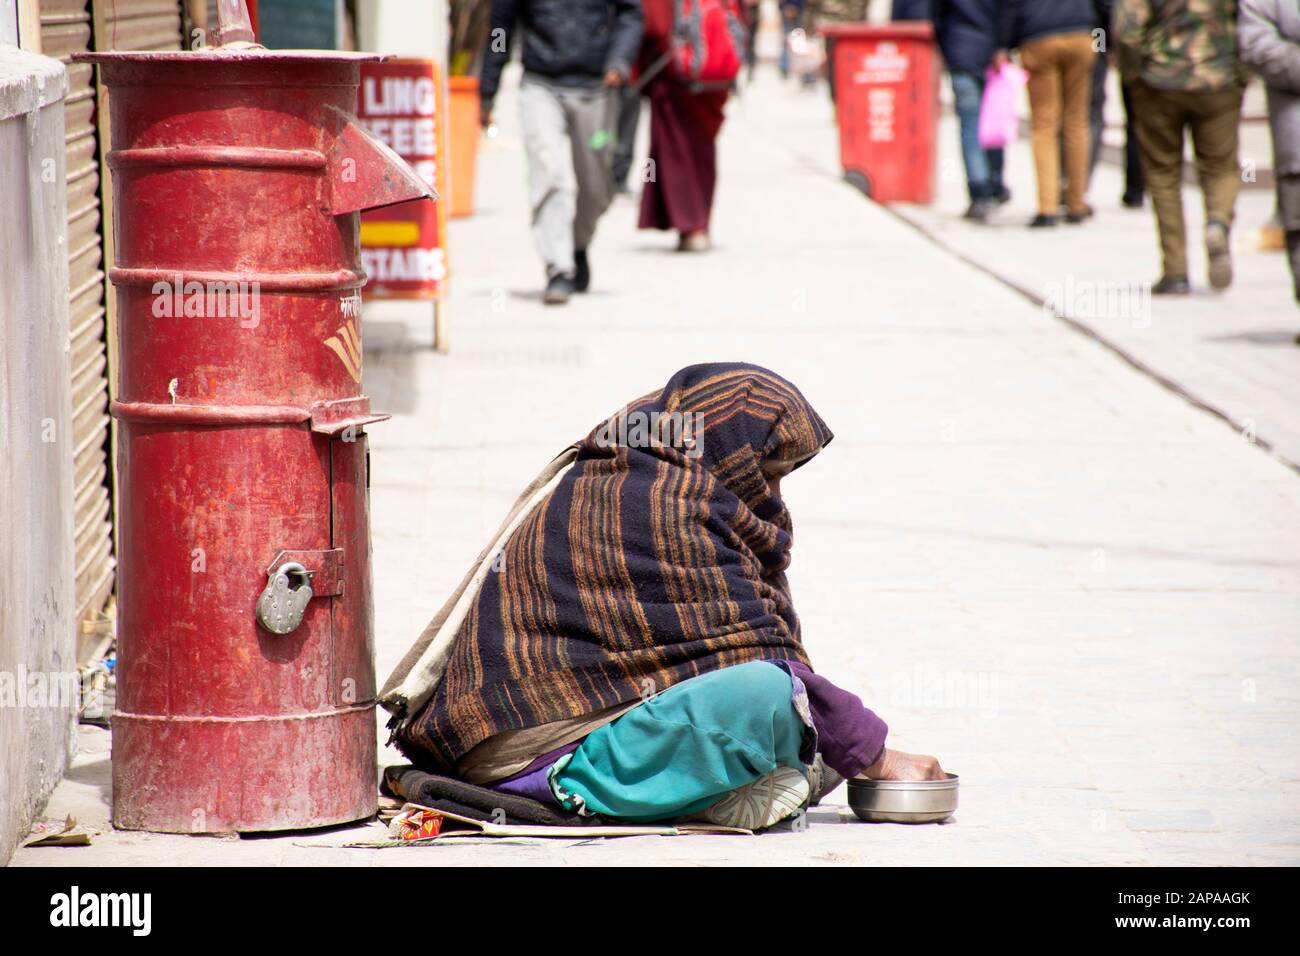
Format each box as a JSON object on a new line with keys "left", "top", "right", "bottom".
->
{"left": 814, "top": 0, "right": 875, "bottom": 102}
{"left": 1120, "top": 81, "right": 1147, "bottom": 206}
{"left": 611, "top": 85, "right": 643, "bottom": 193}
{"left": 995, "top": 0, "right": 1102, "bottom": 227}
{"left": 743, "top": 0, "right": 761, "bottom": 80}
{"left": 479, "top": 0, "right": 644, "bottom": 304}
{"left": 780, "top": 2, "right": 807, "bottom": 78}
{"left": 637, "top": 0, "right": 745, "bottom": 252}
{"left": 1240, "top": 0, "right": 1300, "bottom": 312}
{"left": 929, "top": 0, "right": 1008, "bottom": 222}
{"left": 1116, "top": 0, "right": 1245, "bottom": 295}
{"left": 1079, "top": 2, "right": 1113, "bottom": 198}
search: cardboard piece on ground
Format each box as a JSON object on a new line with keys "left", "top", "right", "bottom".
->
{"left": 340, "top": 802, "right": 752, "bottom": 845}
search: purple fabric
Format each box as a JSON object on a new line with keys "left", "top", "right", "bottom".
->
{"left": 490, "top": 742, "right": 580, "bottom": 803}
{"left": 784, "top": 661, "right": 889, "bottom": 779}
{"left": 488, "top": 662, "right": 888, "bottom": 804}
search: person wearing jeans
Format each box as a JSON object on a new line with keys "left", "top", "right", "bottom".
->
{"left": 927, "top": 1, "right": 1007, "bottom": 222}
{"left": 950, "top": 70, "right": 1007, "bottom": 219}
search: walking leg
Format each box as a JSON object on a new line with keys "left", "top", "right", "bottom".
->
{"left": 1189, "top": 87, "right": 1243, "bottom": 289}
{"left": 951, "top": 70, "right": 991, "bottom": 203}
{"left": 519, "top": 78, "right": 577, "bottom": 278}
{"left": 1276, "top": 173, "right": 1300, "bottom": 302}
{"left": 1132, "top": 85, "right": 1190, "bottom": 280}
{"left": 566, "top": 86, "right": 617, "bottom": 256}
{"left": 1061, "top": 33, "right": 1096, "bottom": 216}
{"left": 1022, "top": 39, "right": 1065, "bottom": 217}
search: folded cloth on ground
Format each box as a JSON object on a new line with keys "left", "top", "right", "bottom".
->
{"left": 381, "top": 765, "right": 608, "bottom": 827}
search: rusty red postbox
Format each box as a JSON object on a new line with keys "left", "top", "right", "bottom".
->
{"left": 822, "top": 22, "right": 939, "bottom": 203}
{"left": 77, "top": 25, "right": 433, "bottom": 832}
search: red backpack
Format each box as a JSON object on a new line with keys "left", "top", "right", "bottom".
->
{"left": 669, "top": 0, "right": 747, "bottom": 90}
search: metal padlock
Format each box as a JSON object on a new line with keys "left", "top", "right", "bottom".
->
{"left": 255, "top": 561, "right": 314, "bottom": 635}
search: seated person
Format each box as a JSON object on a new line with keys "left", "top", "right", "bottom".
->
{"left": 381, "top": 363, "right": 944, "bottom": 830}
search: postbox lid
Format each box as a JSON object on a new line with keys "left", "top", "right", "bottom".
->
{"left": 74, "top": 49, "right": 390, "bottom": 64}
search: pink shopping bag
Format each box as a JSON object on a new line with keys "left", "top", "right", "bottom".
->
{"left": 978, "top": 62, "right": 1028, "bottom": 150}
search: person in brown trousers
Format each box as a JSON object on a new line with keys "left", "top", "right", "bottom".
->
{"left": 996, "top": 0, "right": 1109, "bottom": 227}
{"left": 1117, "top": 0, "right": 1245, "bottom": 294}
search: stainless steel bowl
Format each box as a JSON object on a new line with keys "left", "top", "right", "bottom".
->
{"left": 846, "top": 773, "right": 959, "bottom": 824}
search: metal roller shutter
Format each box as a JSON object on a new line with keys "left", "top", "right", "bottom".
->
{"left": 93, "top": 0, "right": 184, "bottom": 51}
{"left": 35, "top": 0, "right": 114, "bottom": 661}
{"left": 35, "top": 0, "right": 183, "bottom": 663}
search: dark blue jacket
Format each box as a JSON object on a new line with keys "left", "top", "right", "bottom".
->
{"left": 892, "top": 0, "right": 933, "bottom": 19}
{"left": 480, "top": 0, "right": 644, "bottom": 108}
{"left": 998, "top": 0, "right": 1110, "bottom": 50}
{"left": 931, "top": 0, "right": 1000, "bottom": 74}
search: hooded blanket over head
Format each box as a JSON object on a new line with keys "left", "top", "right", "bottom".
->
{"left": 385, "top": 363, "right": 833, "bottom": 771}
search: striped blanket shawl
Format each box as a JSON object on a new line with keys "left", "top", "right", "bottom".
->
{"left": 382, "top": 363, "right": 833, "bottom": 771}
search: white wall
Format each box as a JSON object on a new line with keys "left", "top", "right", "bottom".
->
{"left": 355, "top": 0, "right": 446, "bottom": 59}
{"left": 0, "top": 44, "right": 75, "bottom": 867}
{"left": 0, "top": 1, "right": 17, "bottom": 46}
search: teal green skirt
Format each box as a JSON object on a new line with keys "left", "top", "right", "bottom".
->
{"left": 548, "top": 660, "right": 811, "bottom": 822}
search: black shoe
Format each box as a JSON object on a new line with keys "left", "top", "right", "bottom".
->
{"left": 963, "top": 199, "right": 994, "bottom": 222}
{"left": 1065, "top": 205, "right": 1094, "bottom": 225}
{"left": 1029, "top": 213, "right": 1060, "bottom": 228}
{"left": 1121, "top": 192, "right": 1144, "bottom": 209}
{"left": 993, "top": 186, "right": 1011, "bottom": 205}
{"left": 1152, "top": 275, "right": 1190, "bottom": 295}
{"left": 573, "top": 249, "right": 590, "bottom": 293}
{"left": 543, "top": 273, "right": 575, "bottom": 305}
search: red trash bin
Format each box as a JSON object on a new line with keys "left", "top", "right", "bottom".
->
{"left": 822, "top": 22, "right": 939, "bottom": 203}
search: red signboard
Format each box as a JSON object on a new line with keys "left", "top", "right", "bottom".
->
{"left": 356, "top": 58, "right": 448, "bottom": 299}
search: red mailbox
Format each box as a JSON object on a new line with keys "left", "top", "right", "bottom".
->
{"left": 822, "top": 22, "right": 939, "bottom": 203}
{"left": 76, "top": 41, "right": 433, "bottom": 832}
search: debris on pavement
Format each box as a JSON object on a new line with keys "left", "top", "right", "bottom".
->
{"left": 24, "top": 815, "right": 95, "bottom": 848}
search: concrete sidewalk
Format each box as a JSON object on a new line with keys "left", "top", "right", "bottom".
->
{"left": 13, "top": 66, "right": 1300, "bottom": 867}
{"left": 886, "top": 77, "right": 1300, "bottom": 472}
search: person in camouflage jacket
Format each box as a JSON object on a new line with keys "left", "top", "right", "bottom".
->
{"left": 808, "top": 0, "right": 873, "bottom": 22}
{"left": 809, "top": 0, "right": 877, "bottom": 101}
{"left": 1116, "top": 0, "right": 1246, "bottom": 90}
{"left": 1115, "top": 0, "right": 1246, "bottom": 293}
